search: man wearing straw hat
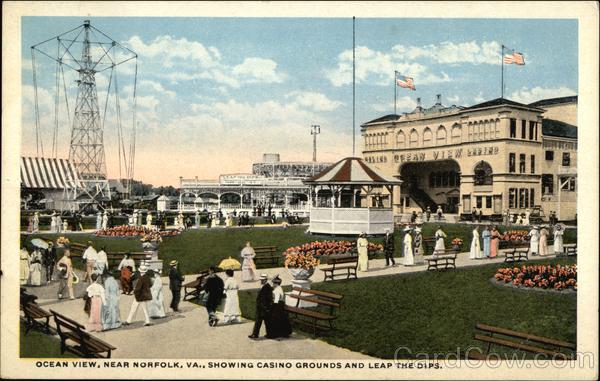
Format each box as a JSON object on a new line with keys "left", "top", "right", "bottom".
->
{"left": 383, "top": 228, "right": 396, "bottom": 267}
{"left": 249, "top": 273, "right": 273, "bottom": 339}
{"left": 168, "top": 260, "right": 185, "bottom": 313}
{"left": 123, "top": 264, "right": 153, "bottom": 326}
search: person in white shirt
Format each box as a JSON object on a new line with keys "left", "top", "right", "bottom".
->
{"left": 268, "top": 276, "right": 292, "bottom": 339}
{"left": 82, "top": 241, "right": 98, "bottom": 283}
{"left": 223, "top": 269, "right": 242, "bottom": 324}
{"left": 86, "top": 274, "right": 106, "bottom": 332}
{"left": 94, "top": 247, "right": 109, "bottom": 277}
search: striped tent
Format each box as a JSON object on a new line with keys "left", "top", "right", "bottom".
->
{"left": 305, "top": 157, "right": 401, "bottom": 185}
{"left": 21, "top": 156, "right": 82, "bottom": 189}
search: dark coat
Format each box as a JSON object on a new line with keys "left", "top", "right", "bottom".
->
{"left": 133, "top": 272, "right": 153, "bottom": 302}
{"left": 169, "top": 267, "right": 185, "bottom": 291}
{"left": 384, "top": 234, "right": 395, "bottom": 255}
{"left": 256, "top": 283, "right": 273, "bottom": 317}
{"left": 204, "top": 274, "right": 224, "bottom": 308}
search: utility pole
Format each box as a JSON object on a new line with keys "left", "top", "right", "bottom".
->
{"left": 311, "top": 124, "right": 321, "bottom": 162}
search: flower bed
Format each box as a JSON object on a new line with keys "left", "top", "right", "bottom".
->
{"left": 500, "top": 230, "right": 530, "bottom": 242}
{"left": 95, "top": 225, "right": 180, "bottom": 238}
{"left": 284, "top": 252, "right": 320, "bottom": 270}
{"left": 494, "top": 264, "right": 577, "bottom": 291}
{"left": 283, "top": 240, "right": 383, "bottom": 257}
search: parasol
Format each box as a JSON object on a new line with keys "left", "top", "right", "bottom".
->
{"left": 30, "top": 238, "right": 49, "bottom": 249}
{"left": 218, "top": 257, "right": 241, "bottom": 270}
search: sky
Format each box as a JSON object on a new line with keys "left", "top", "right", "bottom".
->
{"left": 20, "top": 17, "right": 578, "bottom": 187}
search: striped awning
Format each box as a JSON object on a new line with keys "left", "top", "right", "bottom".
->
{"left": 21, "top": 157, "right": 82, "bottom": 189}
{"left": 305, "top": 157, "right": 402, "bottom": 185}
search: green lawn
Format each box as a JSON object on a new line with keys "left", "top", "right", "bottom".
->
{"left": 238, "top": 257, "right": 577, "bottom": 359}
{"left": 21, "top": 223, "right": 577, "bottom": 275}
{"left": 19, "top": 322, "right": 75, "bottom": 358}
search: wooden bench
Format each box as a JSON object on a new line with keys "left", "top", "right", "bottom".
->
{"left": 504, "top": 244, "right": 530, "bottom": 263}
{"left": 426, "top": 249, "right": 458, "bottom": 271}
{"left": 68, "top": 243, "right": 87, "bottom": 259}
{"left": 469, "top": 323, "right": 575, "bottom": 360}
{"left": 562, "top": 244, "right": 577, "bottom": 257}
{"left": 182, "top": 270, "right": 210, "bottom": 301}
{"left": 50, "top": 310, "right": 116, "bottom": 358}
{"left": 285, "top": 288, "right": 343, "bottom": 336}
{"left": 320, "top": 256, "right": 358, "bottom": 281}
{"left": 422, "top": 237, "right": 437, "bottom": 254}
{"left": 21, "top": 302, "right": 52, "bottom": 335}
{"left": 252, "top": 246, "right": 279, "bottom": 267}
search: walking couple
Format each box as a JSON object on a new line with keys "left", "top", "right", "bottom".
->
{"left": 248, "top": 274, "right": 292, "bottom": 340}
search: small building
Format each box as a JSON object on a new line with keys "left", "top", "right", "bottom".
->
{"left": 304, "top": 157, "right": 402, "bottom": 235}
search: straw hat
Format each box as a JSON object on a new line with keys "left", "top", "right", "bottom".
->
{"left": 259, "top": 273, "right": 268, "bottom": 280}
{"left": 139, "top": 264, "right": 148, "bottom": 274}
{"left": 169, "top": 260, "right": 178, "bottom": 266}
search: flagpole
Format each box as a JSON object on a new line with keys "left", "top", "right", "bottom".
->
{"left": 501, "top": 44, "right": 504, "bottom": 99}
{"left": 394, "top": 71, "right": 397, "bottom": 115}
{"left": 352, "top": 16, "right": 356, "bottom": 156}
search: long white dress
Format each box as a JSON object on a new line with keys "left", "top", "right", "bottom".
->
{"left": 95, "top": 250, "right": 108, "bottom": 275}
{"left": 50, "top": 216, "right": 56, "bottom": 232}
{"left": 528, "top": 229, "right": 540, "bottom": 255}
{"left": 146, "top": 213, "right": 153, "bottom": 229}
{"left": 96, "top": 213, "right": 102, "bottom": 230}
{"left": 29, "top": 250, "right": 43, "bottom": 286}
{"left": 102, "top": 214, "right": 108, "bottom": 229}
{"left": 434, "top": 229, "right": 447, "bottom": 252}
{"left": 357, "top": 237, "right": 369, "bottom": 272}
{"left": 223, "top": 277, "right": 241, "bottom": 323}
{"left": 148, "top": 273, "right": 166, "bottom": 318}
{"left": 553, "top": 228, "right": 564, "bottom": 254}
{"left": 240, "top": 247, "right": 257, "bottom": 282}
{"left": 20, "top": 248, "right": 30, "bottom": 285}
{"left": 470, "top": 229, "right": 482, "bottom": 259}
{"left": 403, "top": 232, "right": 414, "bottom": 266}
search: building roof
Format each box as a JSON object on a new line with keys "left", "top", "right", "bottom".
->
{"left": 108, "top": 179, "right": 127, "bottom": 193}
{"left": 542, "top": 119, "right": 577, "bottom": 139}
{"left": 462, "top": 97, "right": 543, "bottom": 112}
{"left": 305, "top": 157, "right": 402, "bottom": 185}
{"left": 529, "top": 95, "right": 578, "bottom": 107}
{"left": 362, "top": 114, "right": 401, "bottom": 125}
{"left": 20, "top": 157, "right": 82, "bottom": 189}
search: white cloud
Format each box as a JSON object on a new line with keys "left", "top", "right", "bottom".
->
{"left": 126, "top": 35, "right": 220, "bottom": 69}
{"left": 232, "top": 57, "right": 285, "bottom": 84}
{"left": 508, "top": 86, "right": 577, "bottom": 104}
{"left": 139, "top": 80, "right": 176, "bottom": 98}
{"left": 392, "top": 40, "right": 501, "bottom": 65}
{"left": 325, "top": 45, "right": 447, "bottom": 87}
{"left": 473, "top": 92, "right": 485, "bottom": 103}
{"left": 285, "top": 91, "right": 344, "bottom": 112}
{"left": 447, "top": 95, "right": 460, "bottom": 104}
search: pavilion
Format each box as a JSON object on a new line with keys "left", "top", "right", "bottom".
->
{"left": 304, "top": 157, "right": 402, "bottom": 235}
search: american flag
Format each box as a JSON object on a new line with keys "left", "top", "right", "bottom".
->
{"left": 396, "top": 74, "right": 416, "bottom": 90}
{"left": 503, "top": 50, "right": 525, "bottom": 65}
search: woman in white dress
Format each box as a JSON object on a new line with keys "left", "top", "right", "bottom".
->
{"left": 50, "top": 213, "right": 57, "bottom": 233}
{"left": 29, "top": 249, "right": 43, "bottom": 286}
{"left": 222, "top": 269, "right": 241, "bottom": 323}
{"left": 553, "top": 224, "right": 564, "bottom": 254}
{"left": 538, "top": 226, "right": 549, "bottom": 256}
{"left": 403, "top": 228, "right": 414, "bottom": 266}
{"left": 96, "top": 212, "right": 102, "bottom": 230}
{"left": 528, "top": 226, "right": 540, "bottom": 256}
{"left": 240, "top": 242, "right": 257, "bottom": 282}
{"left": 148, "top": 270, "right": 166, "bottom": 318}
{"left": 146, "top": 212, "right": 153, "bottom": 229}
{"left": 470, "top": 226, "right": 482, "bottom": 259}
{"left": 86, "top": 274, "right": 106, "bottom": 332}
{"left": 356, "top": 233, "right": 369, "bottom": 272}
{"left": 434, "top": 226, "right": 447, "bottom": 254}
{"left": 20, "top": 247, "right": 30, "bottom": 285}
{"left": 101, "top": 212, "right": 108, "bottom": 230}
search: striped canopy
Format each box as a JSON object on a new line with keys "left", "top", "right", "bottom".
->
{"left": 305, "top": 157, "right": 402, "bottom": 185}
{"left": 21, "top": 157, "right": 82, "bottom": 189}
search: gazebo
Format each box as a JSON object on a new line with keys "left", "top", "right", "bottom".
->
{"left": 304, "top": 157, "right": 402, "bottom": 235}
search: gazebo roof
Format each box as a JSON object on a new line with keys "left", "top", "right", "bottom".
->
{"left": 304, "top": 157, "right": 402, "bottom": 185}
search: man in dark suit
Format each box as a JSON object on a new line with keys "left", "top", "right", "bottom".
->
{"left": 168, "top": 260, "right": 185, "bottom": 312}
{"left": 249, "top": 274, "right": 273, "bottom": 339}
{"left": 383, "top": 228, "right": 396, "bottom": 266}
{"left": 124, "top": 264, "right": 153, "bottom": 326}
{"left": 43, "top": 242, "right": 57, "bottom": 283}
{"left": 204, "top": 266, "right": 224, "bottom": 327}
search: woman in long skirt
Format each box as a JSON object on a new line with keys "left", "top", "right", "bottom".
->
{"left": 56, "top": 250, "right": 75, "bottom": 299}
{"left": 538, "top": 226, "right": 549, "bottom": 256}
{"left": 470, "top": 226, "right": 482, "bottom": 259}
{"left": 240, "top": 242, "right": 257, "bottom": 282}
{"left": 86, "top": 274, "right": 106, "bottom": 332}
{"left": 148, "top": 270, "right": 166, "bottom": 319}
{"left": 101, "top": 271, "right": 121, "bottom": 330}
{"left": 553, "top": 224, "right": 564, "bottom": 254}
{"left": 434, "top": 226, "right": 447, "bottom": 254}
{"left": 356, "top": 233, "right": 369, "bottom": 271}
{"left": 528, "top": 226, "right": 540, "bottom": 256}
{"left": 267, "top": 276, "right": 292, "bottom": 339}
{"left": 223, "top": 269, "right": 242, "bottom": 324}
{"left": 481, "top": 226, "right": 491, "bottom": 258}
{"left": 20, "top": 247, "right": 30, "bottom": 285}
{"left": 403, "top": 228, "right": 414, "bottom": 265}
{"left": 490, "top": 226, "right": 500, "bottom": 258}
{"left": 29, "top": 249, "right": 43, "bottom": 286}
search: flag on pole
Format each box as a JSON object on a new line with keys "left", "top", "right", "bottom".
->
{"left": 396, "top": 74, "right": 416, "bottom": 90}
{"left": 503, "top": 48, "right": 525, "bottom": 65}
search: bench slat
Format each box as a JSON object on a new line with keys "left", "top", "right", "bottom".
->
{"left": 287, "top": 294, "right": 341, "bottom": 308}
{"left": 476, "top": 324, "right": 575, "bottom": 350}
{"left": 284, "top": 306, "right": 336, "bottom": 320}
{"left": 474, "top": 334, "right": 567, "bottom": 358}
{"left": 292, "top": 287, "right": 344, "bottom": 300}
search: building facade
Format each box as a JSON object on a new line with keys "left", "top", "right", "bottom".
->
{"left": 361, "top": 95, "right": 577, "bottom": 221}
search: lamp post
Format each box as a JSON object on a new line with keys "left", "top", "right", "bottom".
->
{"left": 311, "top": 124, "right": 321, "bottom": 162}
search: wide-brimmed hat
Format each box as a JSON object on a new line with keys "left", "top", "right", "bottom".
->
{"left": 272, "top": 275, "right": 282, "bottom": 284}
{"left": 139, "top": 264, "right": 148, "bottom": 274}
{"left": 259, "top": 273, "right": 268, "bottom": 280}
{"left": 169, "top": 260, "right": 178, "bottom": 266}
{"left": 403, "top": 226, "right": 412, "bottom": 232}
{"left": 414, "top": 227, "right": 422, "bottom": 232}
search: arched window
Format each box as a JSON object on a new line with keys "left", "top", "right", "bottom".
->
{"left": 474, "top": 161, "right": 493, "bottom": 186}
{"left": 396, "top": 131, "right": 406, "bottom": 148}
{"left": 451, "top": 124, "right": 461, "bottom": 144}
{"left": 437, "top": 126, "right": 447, "bottom": 145}
{"left": 423, "top": 127, "right": 433, "bottom": 147}
{"left": 409, "top": 129, "right": 419, "bottom": 148}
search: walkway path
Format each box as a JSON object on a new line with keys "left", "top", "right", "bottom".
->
{"left": 24, "top": 245, "right": 569, "bottom": 359}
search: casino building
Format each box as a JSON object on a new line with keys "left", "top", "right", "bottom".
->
{"left": 361, "top": 95, "right": 577, "bottom": 221}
